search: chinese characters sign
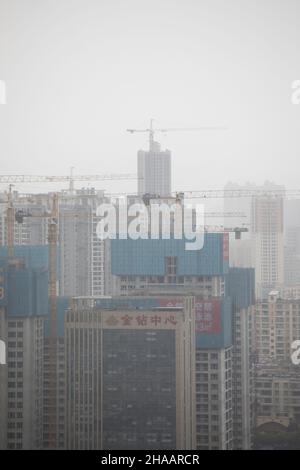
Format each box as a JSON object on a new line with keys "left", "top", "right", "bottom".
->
{"left": 223, "top": 233, "right": 229, "bottom": 262}
{"left": 195, "top": 299, "right": 221, "bottom": 334}
{"left": 104, "top": 311, "right": 179, "bottom": 328}
{"left": 103, "top": 296, "right": 222, "bottom": 334}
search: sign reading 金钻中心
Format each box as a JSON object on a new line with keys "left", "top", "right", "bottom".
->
{"left": 104, "top": 311, "right": 180, "bottom": 328}
{"left": 195, "top": 299, "right": 221, "bottom": 334}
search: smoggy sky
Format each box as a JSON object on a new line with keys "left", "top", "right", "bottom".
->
{"left": 0, "top": 0, "right": 299, "bottom": 194}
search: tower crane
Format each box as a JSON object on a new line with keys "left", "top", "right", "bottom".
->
{"left": 3, "top": 170, "right": 138, "bottom": 448}
{"left": 3, "top": 172, "right": 138, "bottom": 259}
{"left": 8, "top": 193, "right": 59, "bottom": 447}
{"left": 0, "top": 173, "right": 137, "bottom": 184}
{"left": 6, "top": 185, "right": 15, "bottom": 258}
{"left": 175, "top": 189, "right": 289, "bottom": 199}
{"left": 0, "top": 172, "right": 138, "bottom": 195}
{"left": 127, "top": 119, "right": 227, "bottom": 151}
{"left": 46, "top": 193, "right": 59, "bottom": 448}
{"left": 93, "top": 188, "right": 298, "bottom": 199}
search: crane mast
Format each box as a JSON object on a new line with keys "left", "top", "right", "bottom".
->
{"left": 47, "top": 193, "right": 58, "bottom": 448}
{"left": 7, "top": 185, "right": 15, "bottom": 258}
{"left": 127, "top": 119, "right": 226, "bottom": 152}
{"left": 5, "top": 190, "right": 60, "bottom": 447}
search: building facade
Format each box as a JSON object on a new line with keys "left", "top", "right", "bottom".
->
{"left": 255, "top": 291, "right": 300, "bottom": 363}
{"left": 0, "top": 260, "right": 7, "bottom": 449}
{"left": 0, "top": 189, "right": 109, "bottom": 298}
{"left": 255, "top": 363, "right": 300, "bottom": 429}
{"left": 137, "top": 141, "right": 171, "bottom": 197}
{"left": 2, "top": 257, "right": 48, "bottom": 449}
{"left": 254, "top": 289, "right": 300, "bottom": 433}
{"left": 65, "top": 296, "right": 196, "bottom": 450}
{"left": 252, "top": 196, "right": 284, "bottom": 299}
{"left": 227, "top": 267, "right": 256, "bottom": 449}
{"left": 110, "top": 234, "right": 229, "bottom": 297}
{"left": 107, "top": 236, "right": 255, "bottom": 450}
{"left": 284, "top": 226, "right": 300, "bottom": 286}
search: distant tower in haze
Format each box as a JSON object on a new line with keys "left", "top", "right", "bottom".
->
{"left": 137, "top": 139, "right": 171, "bottom": 197}
{"left": 252, "top": 195, "right": 284, "bottom": 298}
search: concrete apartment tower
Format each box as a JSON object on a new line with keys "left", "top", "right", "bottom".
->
{"left": 0, "top": 291, "right": 7, "bottom": 450}
{"left": 2, "top": 256, "right": 48, "bottom": 450}
{"left": 137, "top": 136, "right": 171, "bottom": 197}
{"left": 224, "top": 182, "right": 285, "bottom": 299}
{"left": 0, "top": 82, "right": 7, "bottom": 449}
{"left": 251, "top": 196, "right": 284, "bottom": 299}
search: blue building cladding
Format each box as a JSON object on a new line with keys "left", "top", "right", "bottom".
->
{"left": 0, "top": 246, "right": 48, "bottom": 270}
{"left": 226, "top": 268, "right": 255, "bottom": 311}
{"left": 0, "top": 253, "right": 49, "bottom": 316}
{"left": 0, "top": 259, "right": 8, "bottom": 307}
{"left": 195, "top": 298, "right": 232, "bottom": 350}
{"left": 0, "top": 246, "right": 60, "bottom": 279}
{"left": 111, "top": 233, "right": 228, "bottom": 276}
{"left": 7, "top": 267, "right": 48, "bottom": 317}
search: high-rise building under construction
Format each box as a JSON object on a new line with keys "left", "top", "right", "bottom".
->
{"left": 137, "top": 141, "right": 171, "bottom": 197}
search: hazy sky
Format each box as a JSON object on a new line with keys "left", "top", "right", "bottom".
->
{"left": 0, "top": 0, "right": 299, "bottom": 194}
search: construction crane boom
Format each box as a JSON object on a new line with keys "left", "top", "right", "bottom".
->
{"left": 174, "top": 189, "right": 290, "bottom": 198}
{"left": 7, "top": 185, "right": 14, "bottom": 258}
{"left": 47, "top": 194, "right": 58, "bottom": 448}
{"left": 101, "top": 189, "right": 298, "bottom": 199}
{"left": 6, "top": 188, "right": 296, "bottom": 200}
{"left": 127, "top": 119, "right": 226, "bottom": 151}
{"left": 0, "top": 173, "right": 137, "bottom": 184}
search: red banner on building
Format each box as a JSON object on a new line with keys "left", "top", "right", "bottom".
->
{"left": 195, "top": 298, "right": 221, "bottom": 334}
{"left": 157, "top": 297, "right": 221, "bottom": 334}
{"left": 223, "top": 232, "right": 229, "bottom": 262}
